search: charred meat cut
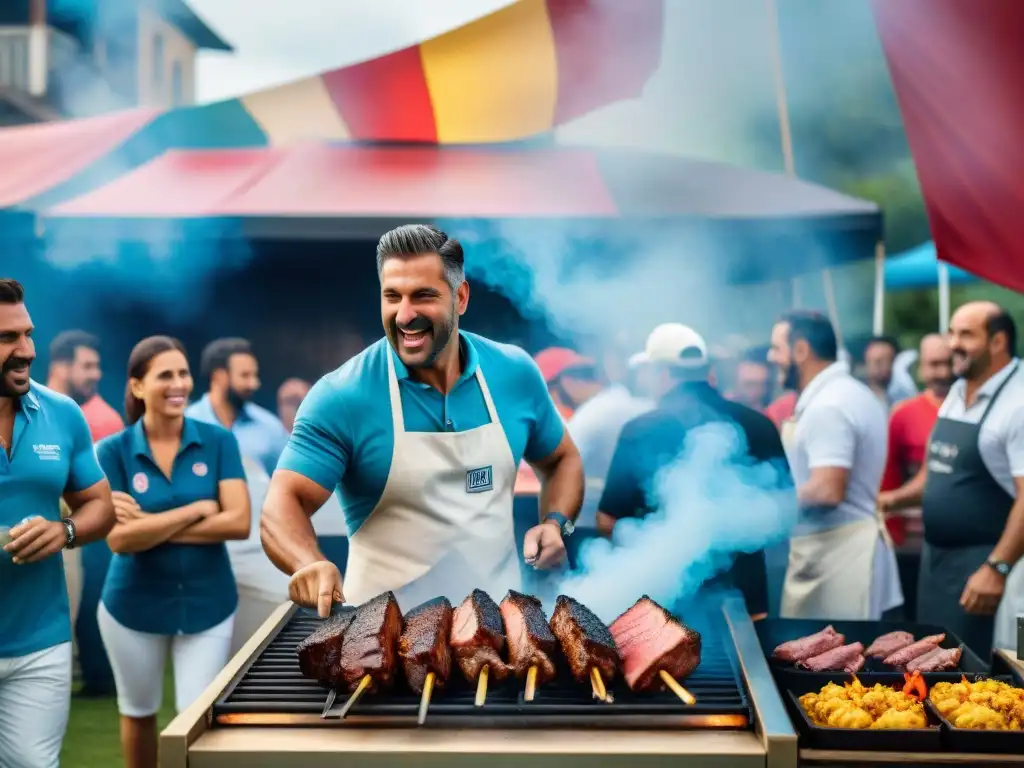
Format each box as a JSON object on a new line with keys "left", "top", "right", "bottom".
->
{"left": 609, "top": 596, "right": 701, "bottom": 692}
{"left": 771, "top": 626, "right": 844, "bottom": 663}
{"left": 499, "top": 590, "right": 558, "bottom": 683}
{"left": 337, "top": 591, "right": 403, "bottom": 693}
{"left": 296, "top": 607, "right": 357, "bottom": 682}
{"left": 864, "top": 631, "right": 915, "bottom": 658}
{"left": 797, "top": 642, "right": 865, "bottom": 672}
{"left": 398, "top": 597, "right": 453, "bottom": 694}
{"left": 550, "top": 595, "right": 620, "bottom": 685}
{"left": 450, "top": 589, "right": 511, "bottom": 683}
{"left": 882, "top": 634, "right": 945, "bottom": 668}
{"left": 906, "top": 645, "right": 962, "bottom": 673}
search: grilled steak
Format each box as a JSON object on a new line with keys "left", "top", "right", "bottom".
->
{"left": 906, "top": 645, "right": 962, "bottom": 673}
{"left": 609, "top": 596, "right": 701, "bottom": 692}
{"left": 882, "top": 634, "right": 945, "bottom": 668}
{"left": 864, "top": 630, "right": 915, "bottom": 658}
{"left": 296, "top": 607, "right": 357, "bottom": 682}
{"left": 550, "top": 595, "right": 621, "bottom": 684}
{"left": 499, "top": 590, "right": 558, "bottom": 683}
{"left": 399, "top": 597, "right": 453, "bottom": 694}
{"left": 797, "top": 642, "right": 865, "bottom": 672}
{"left": 450, "top": 589, "right": 511, "bottom": 682}
{"left": 337, "top": 591, "right": 403, "bottom": 693}
{"left": 771, "top": 626, "right": 844, "bottom": 663}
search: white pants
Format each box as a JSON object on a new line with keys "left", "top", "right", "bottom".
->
{"left": 0, "top": 642, "right": 72, "bottom": 768}
{"left": 97, "top": 603, "right": 234, "bottom": 718}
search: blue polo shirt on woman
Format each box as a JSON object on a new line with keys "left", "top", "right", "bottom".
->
{"left": 0, "top": 383, "right": 106, "bottom": 658}
{"left": 277, "top": 332, "right": 565, "bottom": 535}
{"left": 95, "top": 417, "right": 245, "bottom": 635}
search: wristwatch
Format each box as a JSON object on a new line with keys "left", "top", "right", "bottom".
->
{"left": 61, "top": 518, "right": 77, "bottom": 550}
{"left": 543, "top": 512, "right": 575, "bottom": 538}
{"left": 986, "top": 559, "right": 1012, "bottom": 578}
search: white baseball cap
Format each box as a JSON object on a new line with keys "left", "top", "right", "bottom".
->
{"left": 632, "top": 323, "right": 709, "bottom": 368}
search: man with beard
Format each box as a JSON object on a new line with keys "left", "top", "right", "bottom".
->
{"left": 0, "top": 278, "right": 115, "bottom": 767}
{"left": 47, "top": 330, "right": 124, "bottom": 696}
{"left": 261, "top": 224, "right": 584, "bottom": 615}
{"left": 878, "top": 334, "right": 954, "bottom": 546}
{"left": 47, "top": 330, "right": 124, "bottom": 442}
{"left": 187, "top": 337, "right": 289, "bottom": 475}
{"left": 768, "top": 310, "right": 903, "bottom": 620}
{"left": 885, "top": 302, "right": 1022, "bottom": 657}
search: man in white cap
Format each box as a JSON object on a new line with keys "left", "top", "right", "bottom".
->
{"left": 596, "top": 323, "right": 792, "bottom": 618}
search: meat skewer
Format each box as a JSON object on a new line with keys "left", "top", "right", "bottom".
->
{"left": 450, "top": 589, "right": 511, "bottom": 707}
{"left": 398, "top": 597, "right": 453, "bottom": 725}
{"left": 609, "top": 596, "right": 701, "bottom": 704}
{"left": 329, "top": 591, "right": 403, "bottom": 719}
{"left": 550, "top": 595, "right": 621, "bottom": 703}
{"left": 500, "top": 590, "right": 558, "bottom": 702}
{"left": 295, "top": 606, "right": 358, "bottom": 717}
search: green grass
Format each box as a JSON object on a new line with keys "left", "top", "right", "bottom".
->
{"left": 61, "top": 665, "right": 177, "bottom": 768}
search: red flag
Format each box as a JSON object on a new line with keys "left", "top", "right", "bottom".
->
{"left": 872, "top": 0, "right": 1024, "bottom": 292}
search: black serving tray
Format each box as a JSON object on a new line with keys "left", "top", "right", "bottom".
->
{"left": 927, "top": 655, "right": 1024, "bottom": 753}
{"left": 785, "top": 674, "right": 942, "bottom": 752}
{"left": 756, "top": 619, "right": 987, "bottom": 688}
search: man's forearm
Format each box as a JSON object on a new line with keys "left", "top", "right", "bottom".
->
{"left": 990, "top": 497, "right": 1024, "bottom": 565}
{"left": 261, "top": 488, "right": 326, "bottom": 576}
{"left": 69, "top": 497, "right": 115, "bottom": 546}
{"left": 536, "top": 451, "right": 584, "bottom": 523}
{"left": 889, "top": 467, "right": 927, "bottom": 510}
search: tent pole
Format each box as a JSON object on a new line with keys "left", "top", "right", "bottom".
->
{"left": 765, "top": 0, "right": 839, "bottom": 332}
{"left": 938, "top": 261, "right": 950, "bottom": 333}
{"left": 872, "top": 240, "right": 885, "bottom": 334}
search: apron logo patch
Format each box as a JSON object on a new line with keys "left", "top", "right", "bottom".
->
{"left": 192, "top": 462, "right": 208, "bottom": 477}
{"left": 132, "top": 472, "right": 149, "bottom": 494}
{"left": 466, "top": 466, "right": 494, "bottom": 493}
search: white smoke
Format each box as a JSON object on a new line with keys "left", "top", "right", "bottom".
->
{"left": 559, "top": 422, "right": 797, "bottom": 623}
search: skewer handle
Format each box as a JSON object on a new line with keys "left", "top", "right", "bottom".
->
{"left": 475, "top": 665, "right": 489, "bottom": 707}
{"left": 338, "top": 674, "right": 373, "bottom": 719}
{"left": 417, "top": 672, "right": 435, "bottom": 726}
{"left": 659, "top": 670, "right": 695, "bottom": 705}
{"left": 524, "top": 665, "right": 538, "bottom": 702}
{"left": 590, "top": 667, "right": 608, "bottom": 702}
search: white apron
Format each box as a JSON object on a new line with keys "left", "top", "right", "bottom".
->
{"left": 779, "top": 418, "right": 895, "bottom": 620}
{"left": 342, "top": 350, "right": 522, "bottom": 612}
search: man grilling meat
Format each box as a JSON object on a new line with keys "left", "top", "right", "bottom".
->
{"left": 596, "top": 323, "right": 792, "bottom": 619}
{"left": 260, "top": 225, "right": 585, "bottom": 616}
{"left": 883, "top": 302, "right": 1023, "bottom": 658}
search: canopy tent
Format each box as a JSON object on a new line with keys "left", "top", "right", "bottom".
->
{"left": 39, "top": 143, "right": 882, "bottom": 283}
{"left": 873, "top": 0, "right": 1024, "bottom": 294}
{"left": 886, "top": 241, "right": 977, "bottom": 290}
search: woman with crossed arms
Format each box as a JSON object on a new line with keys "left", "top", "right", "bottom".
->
{"left": 95, "top": 336, "right": 250, "bottom": 768}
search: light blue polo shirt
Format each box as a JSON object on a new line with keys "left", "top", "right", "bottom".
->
{"left": 186, "top": 394, "right": 289, "bottom": 476}
{"left": 0, "top": 382, "right": 106, "bottom": 658}
{"left": 278, "top": 332, "right": 564, "bottom": 535}
{"left": 95, "top": 417, "right": 246, "bottom": 635}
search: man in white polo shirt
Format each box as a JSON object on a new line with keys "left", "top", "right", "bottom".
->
{"left": 768, "top": 310, "right": 903, "bottom": 620}
{"left": 894, "top": 302, "right": 1022, "bottom": 657}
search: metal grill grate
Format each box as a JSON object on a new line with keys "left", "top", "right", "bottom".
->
{"left": 213, "top": 610, "right": 751, "bottom": 728}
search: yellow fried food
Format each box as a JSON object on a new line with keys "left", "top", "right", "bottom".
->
{"left": 827, "top": 705, "right": 873, "bottom": 729}
{"left": 799, "top": 679, "right": 928, "bottom": 729}
{"left": 928, "top": 678, "right": 1024, "bottom": 730}
{"left": 872, "top": 706, "right": 927, "bottom": 730}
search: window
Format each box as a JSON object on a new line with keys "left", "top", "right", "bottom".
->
{"left": 152, "top": 33, "right": 164, "bottom": 88}
{"left": 171, "top": 61, "right": 183, "bottom": 106}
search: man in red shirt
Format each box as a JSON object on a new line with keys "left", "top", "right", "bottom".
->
{"left": 878, "top": 334, "right": 953, "bottom": 544}
{"left": 46, "top": 330, "right": 124, "bottom": 441}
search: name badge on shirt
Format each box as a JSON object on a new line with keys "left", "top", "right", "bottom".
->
{"left": 466, "top": 466, "right": 494, "bottom": 494}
